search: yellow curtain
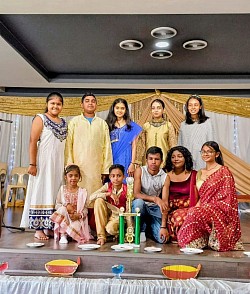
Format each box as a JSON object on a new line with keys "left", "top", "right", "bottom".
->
{"left": 0, "top": 91, "right": 249, "bottom": 117}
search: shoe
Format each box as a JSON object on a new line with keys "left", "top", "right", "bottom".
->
{"left": 59, "top": 235, "right": 68, "bottom": 244}
{"left": 140, "top": 232, "right": 146, "bottom": 242}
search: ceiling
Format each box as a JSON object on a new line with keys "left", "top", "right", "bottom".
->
{"left": 1, "top": 1, "right": 250, "bottom": 96}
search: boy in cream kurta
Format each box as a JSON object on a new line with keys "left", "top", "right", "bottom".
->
{"left": 65, "top": 93, "right": 113, "bottom": 202}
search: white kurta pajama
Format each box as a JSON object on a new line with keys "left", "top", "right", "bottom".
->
{"left": 65, "top": 114, "right": 113, "bottom": 202}
{"left": 20, "top": 114, "right": 67, "bottom": 229}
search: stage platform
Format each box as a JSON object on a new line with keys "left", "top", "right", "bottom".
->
{"left": 0, "top": 207, "right": 250, "bottom": 282}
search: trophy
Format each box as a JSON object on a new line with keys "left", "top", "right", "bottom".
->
{"left": 118, "top": 177, "right": 141, "bottom": 246}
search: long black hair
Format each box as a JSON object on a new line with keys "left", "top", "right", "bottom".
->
{"left": 185, "top": 94, "right": 209, "bottom": 124}
{"left": 106, "top": 98, "right": 132, "bottom": 132}
{"left": 44, "top": 92, "right": 64, "bottom": 113}
{"left": 163, "top": 146, "right": 193, "bottom": 172}
{"left": 201, "top": 141, "right": 224, "bottom": 165}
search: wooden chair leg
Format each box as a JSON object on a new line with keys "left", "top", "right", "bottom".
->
{"left": 5, "top": 186, "right": 11, "bottom": 209}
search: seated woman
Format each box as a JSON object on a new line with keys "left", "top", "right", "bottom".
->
{"left": 163, "top": 146, "right": 198, "bottom": 243}
{"left": 177, "top": 141, "right": 244, "bottom": 251}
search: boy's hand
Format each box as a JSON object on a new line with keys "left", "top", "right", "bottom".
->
{"left": 111, "top": 193, "right": 119, "bottom": 205}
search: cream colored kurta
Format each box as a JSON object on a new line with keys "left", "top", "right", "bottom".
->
{"left": 65, "top": 114, "right": 112, "bottom": 200}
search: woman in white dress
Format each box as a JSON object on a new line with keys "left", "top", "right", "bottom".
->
{"left": 20, "top": 92, "right": 67, "bottom": 240}
{"left": 178, "top": 94, "right": 215, "bottom": 170}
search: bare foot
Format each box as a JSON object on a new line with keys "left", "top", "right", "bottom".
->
{"left": 44, "top": 229, "right": 54, "bottom": 238}
{"left": 34, "top": 231, "right": 49, "bottom": 240}
{"left": 97, "top": 238, "right": 105, "bottom": 246}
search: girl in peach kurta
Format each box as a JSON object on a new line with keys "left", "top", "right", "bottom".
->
{"left": 50, "top": 165, "right": 92, "bottom": 244}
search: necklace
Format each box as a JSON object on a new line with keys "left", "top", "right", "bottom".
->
{"left": 205, "top": 164, "right": 218, "bottom": 171}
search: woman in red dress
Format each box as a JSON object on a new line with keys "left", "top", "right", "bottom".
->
{"left": 164, "top": 146, "right": 198, "bottom": 243}
{"left": 177, "top": 141, "right": 243, "bottom": 251}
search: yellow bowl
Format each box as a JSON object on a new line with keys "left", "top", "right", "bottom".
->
{"left": 45, "top": 259, "right": 78, "bottom": 276}
{"left": 162, "top": 264, "right": 201, "bottom": 280}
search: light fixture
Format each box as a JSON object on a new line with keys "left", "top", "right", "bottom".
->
{"left": 150, "top": 50, "right": 173, "bottom": 59}
{"left": 119, "top": 40, "right": 143, "bottom": 51}
{"left": 183, "top": 40, "right": 208, "bottom": 50}
{"left": 155, "top": 41, "right": 169, "bottom": 48}
{"left": 151, "top": 27, "right": 177, "bottom": 39}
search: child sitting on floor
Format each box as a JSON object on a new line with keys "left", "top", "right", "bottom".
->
{"left": 50, "top": 164, "right": 92, "bottom": 244}
{"left": 89, "top": 164, "right": 127, "bottom": 246}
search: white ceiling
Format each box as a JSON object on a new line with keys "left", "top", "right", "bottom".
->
{"left": 1, "top": 0, "right": 250, "bottom": 91}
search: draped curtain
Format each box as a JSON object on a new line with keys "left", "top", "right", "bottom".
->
{"left": 0, "top": 91, "right": 249, "bottom": 194}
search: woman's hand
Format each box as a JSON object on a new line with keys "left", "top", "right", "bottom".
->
{"left": 28, "top": 165, "right": 37, "bottom": 176}
{"left": 160, "top": 228, "right": 169, "bottom": 243}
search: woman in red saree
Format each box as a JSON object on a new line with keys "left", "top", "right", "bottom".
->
{"left": 177, "top": 141, "right": 243, "bottom": 251}
{"left": 164, "top": 146, "right": 198, "bottom": 242}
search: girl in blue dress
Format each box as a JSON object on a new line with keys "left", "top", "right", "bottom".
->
{"left": 106, "top": 99, "right": 142, "bottom": 178}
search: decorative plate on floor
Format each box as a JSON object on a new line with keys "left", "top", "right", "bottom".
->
{"left": 180, "top": 248, "right": 203, "bottom": 254}
{"left": 26, "top": 242, "right": 45, "bottom": 248}
{"left": 144, "top": 246, "right": 162, "bottom": 253}
{"left": 45, "top": 259, "right": 78, "bottom": 276}
{"left": 243, "top": 252, "right": 250, "bottom": 257}
{"left": 111, "top": 244, "right": 134, "bottom": 251}
{"left": 162, "top": 264, "right": 202, "bottom": 280}
{"left": 77, "top": 244, "right": 100, "bottom": 250}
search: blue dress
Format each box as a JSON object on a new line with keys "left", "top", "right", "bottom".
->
{"left": 110, "top": 121, "right": 142, "bottom": 178}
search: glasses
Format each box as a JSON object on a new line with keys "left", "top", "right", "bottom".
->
{"left": 200, "top": 150, "right": 215, "bottom": 155}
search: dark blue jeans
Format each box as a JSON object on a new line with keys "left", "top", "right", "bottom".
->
{"left": 132, "top": 198, "right": 163, "bottom": 243}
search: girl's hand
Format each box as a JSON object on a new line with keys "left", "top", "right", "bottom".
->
{"left": 69, "top": 213, "right": 81, "bottom": 221}
{"left": 66, "top": 204, "right": 74, "bottom": 214}
{"left": 127, "top": 163, "right": 135, "bottom": 177}
{"left": 28, "top": 165, "right": 37, "bottom": 176}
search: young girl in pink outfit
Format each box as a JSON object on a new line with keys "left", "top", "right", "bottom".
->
{"left": 50, "top": 164, "right": 92, "bottom": 244}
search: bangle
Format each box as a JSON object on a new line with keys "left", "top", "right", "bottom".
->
{"left": 160, "top": 226, "right": 166, "bottom": 229}
{"left": 29, "top": 164, "right": 36, "bottom": 166}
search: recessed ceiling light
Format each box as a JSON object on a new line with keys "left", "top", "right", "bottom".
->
{"left": 183, "top": 40, "right": 208, "bottom": 50}
{"left": 119, "top": 40, "right": 143, "bottom": 51}
{"left": 150, "top": 50, "right": 173, "bottom": 59}
{"left": 155, "top": 41, "right": 169, "bottom": 48}
{"left": 151, "top": 27, "right": 177, "bottom": 39}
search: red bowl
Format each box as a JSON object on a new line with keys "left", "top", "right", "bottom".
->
{"left": 45, "top": 260, "right": 78, "bottom": 276}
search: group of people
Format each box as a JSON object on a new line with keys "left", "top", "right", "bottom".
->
{"left": 19, "top": 91, "right": 243, "bottom": 252}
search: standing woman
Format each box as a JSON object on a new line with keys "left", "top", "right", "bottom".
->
{"left": 106, "top": 98, "right": 142, "bottom": 178}
{"left": 177, "top": 141, "right": 243, "bottom": 251}
{"left": 135, "top": 99, "right": 176, "bottom": 166}
{"left": 21, "top": 92, "right": 67, "bottom": 240}
{"left": 163, "top": 146, "right": 198, "bottom": 242}
{"left": 178, "top": 94, "right": 215, "bottom": 170}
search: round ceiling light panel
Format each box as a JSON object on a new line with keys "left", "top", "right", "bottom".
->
{"left": 119, "top": 40, "right": 143, "bottom": 50}
{"left": 150, "top": 50, "right": 173, "bottom": 59}
{"left": 183, "top": 40, "right": 208, "bottom": 50}
{"left": 151, "top": 27, "right": 177, "bottom": 39}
